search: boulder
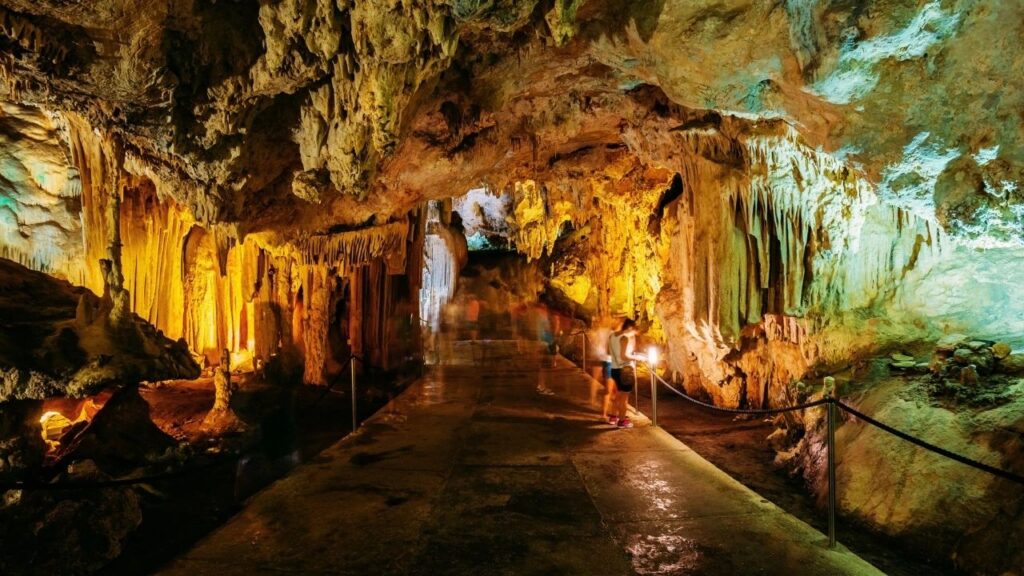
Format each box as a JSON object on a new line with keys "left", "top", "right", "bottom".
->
{"left": 966, "top": 340, "right": 990, "bottom": 351}
{"left": 953, "top": 348, "right": 974, "bottom": 364}
{"left": 0, "top": 400, "right": 46, "bottom": 480}
{"left": 766, "top": 427, "right": 788, "bottom": 451}
{"left": 952, "top": 348, "right": 995, "bottom": 374}
{"left": 0, "top": 258, "right": 200, "bottom": 403}
{"left": 959, "top": 365, "right": 980, "bottom": 386}
{"left": 891, "top": 353, "right": 915, "bottom": 362}
{"left": 52, "top": 386, "right": 176, "bottom": 475}
{"left": 0, "top": 461, "right": 143, "bottom": 576}
{"left": 936, "top": 333, "right": 968, "bottom": 353}
{"left": 1000, "top": 353, "right": 1024, "bottom": 375}
{"left": 817, "top": 378, "right": 1024, "bottom": 576}
{"left": 992, "top": 342, "right": 1012, "bottom": 359}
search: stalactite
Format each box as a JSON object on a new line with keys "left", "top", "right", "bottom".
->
{"left": 655, "top": 127, "right": 945, "bottom": 408}
{"left": 297, "top": 221, "right": 409, "bottom": 270}
{"left": 119, "top": 177, "right": 191, "bottom": 339}
{"left": 65, "top": 113, "right": 118, "bottom": 295}
{"left": 505, "top": 170, "right": 670, "bottom": 330}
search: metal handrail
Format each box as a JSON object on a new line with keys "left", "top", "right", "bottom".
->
{"left": 332, "top": 353, "right": 376, "bottom": 433}
{"left": 556, "top": 329, "right": 589, "bottom": 372}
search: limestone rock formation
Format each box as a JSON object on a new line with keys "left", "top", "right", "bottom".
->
{"left": 806, "top": 376, "right": 1024, "bottom": 576}
{"left": 0, "top": 469, "right": 143, "bottom": 576}
{"left": 0, "top": 257, "right": 199, "bottom": 402}
{"left": 200, "top": 348, "right": 245, "bottom": 435}
{"left": 0, "top": 1, "right": 1015, "bottom": 242}
{"left": 0, "top": 1, "right": 1022, "bottom": 573}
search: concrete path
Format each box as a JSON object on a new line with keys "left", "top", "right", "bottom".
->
{"left": 157, "top": 341, "right": 882, "bottom": 576}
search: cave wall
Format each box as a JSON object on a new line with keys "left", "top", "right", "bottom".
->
{"left": 462, "top": 115, "right": 1016, "bottom": 419}
{"left": 0, "top": 0, "right": 1019, "bottom": 249}
{"left": 0, "top": 102, "right": 82, "bottom": 282}
{"left": 0, "top": 103, "right": 424, "bottom": 383}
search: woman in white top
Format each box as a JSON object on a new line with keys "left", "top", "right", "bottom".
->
{"left": 607, "top": 318, "right": 641, "bottom": 428}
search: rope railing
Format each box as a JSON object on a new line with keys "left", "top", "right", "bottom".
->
{"left": 650, "top": 371, "right": 1024, "bottom": 485}
{"left": 635, "top": 365, "right": 1024, "bottom": 550}
{"left": 653, "top": 373, "right": 830, "bottom": 415}
{"left": 835, "top": 400, "right": 1024, "bottom": 485}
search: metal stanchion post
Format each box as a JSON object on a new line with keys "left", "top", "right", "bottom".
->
{"left": 351, "top": 356, "right": 358, "bottom": 433}
{"left": 647, "top": 347, "right": 659, "bottom": 427}
{"left": 632, "top": 365, "right": 638, "bottom": 413}
{"left": 827, "top": 380, "right": 837, "bottom": 549}
{"left": 581, "top": 333, "right": 586, "bottom": 372}
{"left": 649, "top": 364, "right": 658, "bottom": 427}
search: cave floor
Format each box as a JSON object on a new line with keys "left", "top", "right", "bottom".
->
{"left": 155, "top": 340, "right": 882, "bottom": 576}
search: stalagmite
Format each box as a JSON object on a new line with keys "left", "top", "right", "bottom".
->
{"left": 212, "top": 349, "right": 232, "bottom": 413}
{"left": 201, "top": 348, "right": 244, "bottom": 434}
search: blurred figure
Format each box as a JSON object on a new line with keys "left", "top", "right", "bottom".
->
{"left": 440, "top": 301, "right": 461, "bottom": 361}
{"left": 465, "top": 297, "right": 481, "bottom": 340}
{"left": 535, "top": 303, "right": 557, "bottom": 368}
{"left": 589, "top": 317, "right": 617, "bottom": 421}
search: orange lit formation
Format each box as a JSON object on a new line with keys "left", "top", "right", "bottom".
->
{"left": 26, "top": 114, "right": 424, "bottom": 386}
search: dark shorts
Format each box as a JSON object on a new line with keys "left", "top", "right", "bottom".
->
{"left": 610, "top": 367, "right": 634, "bottom": 392}
{"left": 602, "top": 361, "right": 612, "bottom": 381}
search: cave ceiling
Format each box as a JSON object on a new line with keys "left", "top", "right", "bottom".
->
{"left": 0, "top": 0, "right": 1020, "bottom": 246}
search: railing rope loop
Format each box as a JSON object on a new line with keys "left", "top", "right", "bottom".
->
{"left": 650, "top": 371, "right": 1024, "bottom": 485}
{"left": 835, "top": 400, "right": 1024, "bottom": 485}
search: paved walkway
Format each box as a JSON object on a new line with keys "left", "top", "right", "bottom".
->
{"left": 157, "top": 341, "right": 882, "bottom": 576}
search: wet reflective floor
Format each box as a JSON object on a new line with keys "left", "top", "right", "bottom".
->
{"left": 157, "top": 341, "right": 882, "bottom": 575}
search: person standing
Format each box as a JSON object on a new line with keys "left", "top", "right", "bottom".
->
{"left": 589, "top": 318, "right": 617, "bottom": 421}
{"left": 608, "top": 319, "right": 641, "bottom": 428}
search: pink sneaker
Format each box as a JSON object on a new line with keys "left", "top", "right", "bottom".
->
{"left": 618, "top": 418, "right": 633, "bottom": 429}
{"left": 607, "top": 415, "right": 619, "bottom": 425}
